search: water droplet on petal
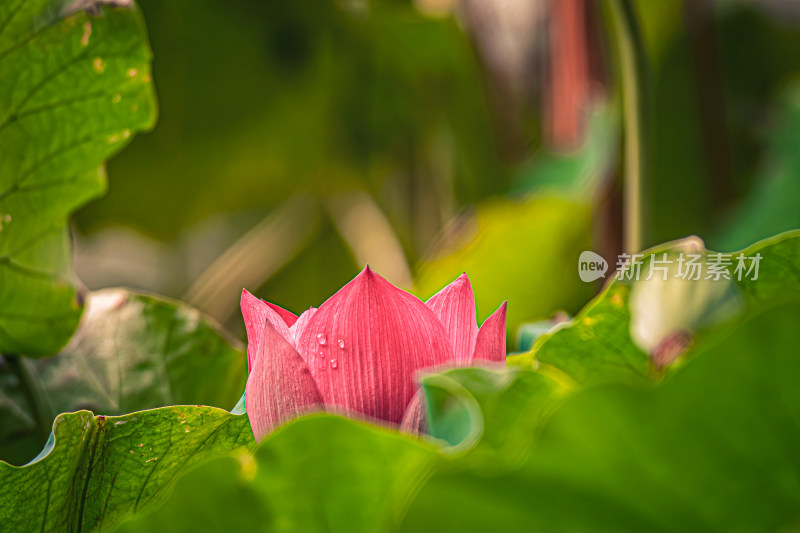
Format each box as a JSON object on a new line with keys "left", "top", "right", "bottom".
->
{"left": 337, "top": 339, "right": 345, "bottom": 349}
{"left": 330, "top": 358, "right": 338, "bottom": 369}
{"left": 316, "top": 333, "right": 327, "bottom": 345}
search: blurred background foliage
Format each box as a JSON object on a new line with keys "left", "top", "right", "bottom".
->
{"left": 71, "top": 0, "right": 800, "bottom": 343}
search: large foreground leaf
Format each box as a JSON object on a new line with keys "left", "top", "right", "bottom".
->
{"left": 0, "top": 0, "right": 156, "bottom": 355}
{"left": 401, "top": 301, "right": 800, "bottom": 531}
{"left": 0, "top": 289, "right": 246, "bottom": 465}
{"left": 0, "top": 407, "right": 252, "bottom": 533}
{"left": 117, "top": 415, "right": 440, "bottom": 533}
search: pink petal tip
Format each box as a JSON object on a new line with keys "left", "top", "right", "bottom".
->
{"left": 426, "top": 273, "right": 478, "bottom": 365}
{"left": 241, "top": 289, "right": 294, "bottom": 371}
{"left": 471, "top": 301, "right": 507, "bottom": 366}
{"left": 296, "top": 267, "right": 455, "bottom": 424}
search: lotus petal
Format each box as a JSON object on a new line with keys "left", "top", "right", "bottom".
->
{"left": 245, "top": 318, "right": 323, "bottom": 441}
{"left": 241, "top": 289, "right": 293, "bottom": 371}
{"left": 426, "top": 273, "right": 478, "bottom": 365}
{"left": 290, "top": 307, "right": 317, "bottom": 346}
{"left": 398, "top": 388, "right": 428, "bottom": 435}
{"left": 296, "top": 267, "right": 455, "bottom": 424}
{"left": 266, "top": 301, "right": 299, "bottom": 327}
{"left": 471, "top": 302, "right": 507, "bottom": 365}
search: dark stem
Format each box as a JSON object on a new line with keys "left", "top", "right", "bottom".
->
{"left": 607, "top": 0, "right": 649, "bottom": 253}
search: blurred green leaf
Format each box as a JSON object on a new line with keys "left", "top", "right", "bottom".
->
{"left": 415, "top": 196, "right": 594, "bottom": 339}
{"left": 0, "top": 289, "right": 245, "bottom": 465}
{"left": 518, "top": 279, "right": 648, "bottom": 385}
{"left": 402, "top": 300, "right": 800, "bottom": 532}
{"left": 637, "top": 1, "right": 800, "bottom": 245}
{"left": 0, "top": 407, "right": 252, "bottom": 533}
{"left": 415, "top": 102, "right": 619, "bottom": 337}
{"left": 731, "top": 229, "right": 800, "bottom": 300}
{"left": 514, "top": 314, "right": 570, "bottom": 352}
{"left": 82, "top": 1, "right": 501, "bottom": 245}
{"left": 422, "top": 366, "right": 568, "bottom": 468}
{"left": 117, "top": 415, "right": 440, "bottom": 533}
{"left": 717, "top": 84, "right": 800, "bottom": 250}
{"left": 118, "top": 454, "right": 270, "bottom": 532}
{"left": 512, "top": 103, "right": 618, "bottom": 198}
{"left": 0, "top": 0, "right": 156, "bottom": 356}
{"left": 515, "top": 230, "right": 800, "bottom": 386}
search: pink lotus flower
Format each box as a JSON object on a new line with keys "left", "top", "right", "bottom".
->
{"left": 241, "top": 267, "right": 507, "bottom": 441}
